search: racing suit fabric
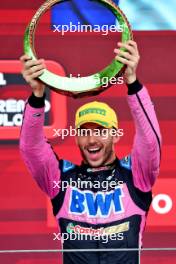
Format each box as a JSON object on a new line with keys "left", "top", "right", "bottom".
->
{"left": 20, "top": 83, "right": 161, "bottom": 264}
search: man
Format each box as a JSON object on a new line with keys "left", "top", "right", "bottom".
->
{"left": 20, "top": 40, "right": 161, "bottom": 264}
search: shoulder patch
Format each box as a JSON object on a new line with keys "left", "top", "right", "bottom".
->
{"left": 62, "top": 160, "right": 76, "bottom": 173}
{"left": 120, "top": 155, "right": 131, "bottom": 170}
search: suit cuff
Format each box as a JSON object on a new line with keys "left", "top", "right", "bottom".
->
{"left": 127, "top": 79, "right": 143, "bottom": 95}
{"left": 28, "top": 93, "right": 46, "bottom": 108}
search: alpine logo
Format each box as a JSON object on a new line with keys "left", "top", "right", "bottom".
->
{"left": 69, "top": 187, "right": 124, "bottom": 218}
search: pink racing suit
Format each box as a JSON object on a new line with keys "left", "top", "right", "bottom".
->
{"left": 20, "top": 83, "right": 161, "bottom": 264}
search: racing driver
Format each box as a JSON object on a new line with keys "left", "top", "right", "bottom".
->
{"left": 20, "top": 40, "right": 162, "bottom": 264}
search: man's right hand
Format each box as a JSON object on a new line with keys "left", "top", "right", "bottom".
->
{"left": 20, "top": 55, "right": 46, "bottom": 97}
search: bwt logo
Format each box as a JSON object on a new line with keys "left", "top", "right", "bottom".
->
{"left": 69, "top": 187, "right": 124, "bottom": 217}
{"left": 47, "top": 180, "right": 176, "bottom": 228}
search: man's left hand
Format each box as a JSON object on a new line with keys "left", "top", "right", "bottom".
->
{"left": 114, "top": 40, "right": 140, "bottom": 84}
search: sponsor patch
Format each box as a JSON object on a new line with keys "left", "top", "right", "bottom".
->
{"left": 66, "top": 222, "right": 129, "bottom": 236}
{"left": 120, "top": 155, "right": 131, "bottom": 170}
{"left": 63, "top": 160, "right": 76, "bottom": 173}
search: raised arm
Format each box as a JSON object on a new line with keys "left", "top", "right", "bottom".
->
{"left": 127, "top": 81, "right": 161, "bottom": 191}
{"left": 19, "top": 55, "right": 60, "bottom": 198}
{"left": 114, "top": 40, "right": 162, "bottom": 192}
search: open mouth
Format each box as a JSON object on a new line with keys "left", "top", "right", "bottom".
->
{"left": 87, "top": 147, "right": 101, "bottom": 154}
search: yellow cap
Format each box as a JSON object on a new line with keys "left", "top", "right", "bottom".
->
{"left": 75, "top": 101, "right": 118, "bottom": 129}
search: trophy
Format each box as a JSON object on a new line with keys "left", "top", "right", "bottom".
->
{"left": 24, "top": 0, "right": 132, "bottom": 98}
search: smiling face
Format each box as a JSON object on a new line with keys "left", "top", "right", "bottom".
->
{"left": 75, "top": 122, "right": 119, "bottom": 168}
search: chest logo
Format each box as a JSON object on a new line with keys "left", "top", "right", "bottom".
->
{"left": 69, "top": 187, "right": 124, "bottom": 217}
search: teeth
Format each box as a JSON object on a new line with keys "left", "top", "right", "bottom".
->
{"left": 89, "top": 148, "right": 99, "bottom": 151}
{"left": 88, "top": 147, "right": 101, "bottom": 153}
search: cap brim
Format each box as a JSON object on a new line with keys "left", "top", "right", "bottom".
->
{"left": 76, "top": 120, "right": 112, "bottom": 129}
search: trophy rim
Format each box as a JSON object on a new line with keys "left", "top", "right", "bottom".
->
{"left": 24, "top": 0, "right": 133, "bottom": 97}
